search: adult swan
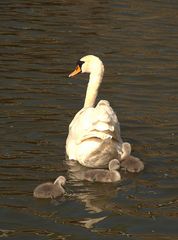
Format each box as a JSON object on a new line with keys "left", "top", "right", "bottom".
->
{"left": 66, "top": 55, "right": 123, "bottom": 168}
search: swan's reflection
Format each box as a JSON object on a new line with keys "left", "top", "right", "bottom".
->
{"left": 79, "top": 216, "right": 107, "bottom": 229}
{"left": 65, "top": 159, "right": 120, "bottom": 214}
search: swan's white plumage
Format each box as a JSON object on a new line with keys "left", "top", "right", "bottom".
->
{"left": 66, "top": 100, "right": 122, "bottom": 168}
{"left": 66, "top": 55, "right": 123, "bottom": 168}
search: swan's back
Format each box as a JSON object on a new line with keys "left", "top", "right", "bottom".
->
{"left": 67, "top": 100, "right": 122, "bottom": 144}
{"left": 66, "top": 100, "right": 123, "bottom": 167}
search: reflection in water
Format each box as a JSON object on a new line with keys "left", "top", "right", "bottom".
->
{"left": 80, "top": 216, "right": 107, "bottom": 229}
{"left": 74, "top": 185, "right": 120, "bottom": 214}
{"left": 65, "top": 159, "right": 120, "bottom": 213}
{"left": 66, "top": 159, "right": 121, "bottom": 183}
{"left": 0, "top": 0, "right": 178, "bottom": 239}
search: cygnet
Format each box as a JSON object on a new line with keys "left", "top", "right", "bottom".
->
{"left": 79, "top": 159, "right": 121, "bottom": 183}
{"left": 33, "top": 176, "right": 66, "bottom": 199}
{"left": 120, "top": 142, "right": 144, "bottom": 173}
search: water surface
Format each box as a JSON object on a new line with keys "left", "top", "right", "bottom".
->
{"left": 0, "top": 1, "right": 178, "bottom": 239}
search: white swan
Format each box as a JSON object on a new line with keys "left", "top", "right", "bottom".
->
{"left": 66, "top": 55, "right": 123, "bottom": 168}
{"left": 33, "top": 176, "right": 66, "bottom": 199}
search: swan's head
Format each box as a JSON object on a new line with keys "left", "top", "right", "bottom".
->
{"left": 69, "top": 55, "right": 104, "bottom": 77}
{"left": 54, "top": 176, "right": 66, "bottom": 186}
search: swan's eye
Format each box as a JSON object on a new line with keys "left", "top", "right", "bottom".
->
{"left": 69, "top": 60, "right": 85, "bottom": 77}
{"left": 76, "top": 60, "right": 85, "bottom": 68}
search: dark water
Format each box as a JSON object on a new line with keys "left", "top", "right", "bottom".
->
{"left": 0, "top": 0, "right": 178, "bottom": 239}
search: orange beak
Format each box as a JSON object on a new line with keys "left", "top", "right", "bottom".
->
{"left": 68, "top": 65, "right": 82, "bottom": 77}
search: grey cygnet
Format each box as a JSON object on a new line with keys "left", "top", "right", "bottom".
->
{"left": 33, "top": 176, "right": 66, "bottom": 199}
{"left": 80, "top": 159, "right": 121, "bottom": 183}
{"left": 121, "top": 142, "right": 144, "bottom": 173}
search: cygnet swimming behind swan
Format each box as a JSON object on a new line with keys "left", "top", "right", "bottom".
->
{"left": 33, "top": 176, "right": 66, "bottom": 199}
{"left": 120, "top": 142, "right": 144, "bottom": 173}
{"left": 75, "top": 159, "right": 121, "bottom": 183}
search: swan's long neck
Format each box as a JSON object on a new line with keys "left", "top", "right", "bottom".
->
{"left": 84, "top": 68, "right": 104, "bottom": 108}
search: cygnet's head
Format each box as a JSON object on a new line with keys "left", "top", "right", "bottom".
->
{"left": 54, "top": 176, "right": 66, "bottom": 186}
{"left": 121, "top": 142, "right": 132, "bottom": 159}
{"left": 69, "top": 55, "right": 104, "bottom": 77}
{"left": 109, "top": 159, "right": 120, "bottom": 171}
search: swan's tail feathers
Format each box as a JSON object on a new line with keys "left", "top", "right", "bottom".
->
{"left": 83, "top": 138, "right": 119, "bottom": 168}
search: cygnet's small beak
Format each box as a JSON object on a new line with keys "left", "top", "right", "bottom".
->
{"left": 68, "top": 65, "right": 81, "bottom": 77}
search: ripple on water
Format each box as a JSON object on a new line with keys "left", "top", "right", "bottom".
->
{"left": 0, "top": 0, "right": 178, "bottom": 239}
